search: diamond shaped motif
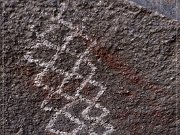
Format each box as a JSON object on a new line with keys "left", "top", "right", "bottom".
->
{"left": 81, "top": 103, "right": 109, "bottom": 122}
{"left": 61, "top": 76, "right": 83, "bottom": 97}
{"left": 79, "top": 82, "right": 104, "bottom": 101}
{"left": 24, "top": 2, "right": 115, "bottom": 134}
{"left": 46, "top": 109, "right": 85, "bottom": 135}
{"left": 89, "top": 121, "right": 115, "bottom": 135}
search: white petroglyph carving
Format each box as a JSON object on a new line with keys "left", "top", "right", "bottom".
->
{"left": 24, "top": 2, "right": 115, "bottom": 135}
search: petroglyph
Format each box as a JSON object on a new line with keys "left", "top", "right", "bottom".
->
{"left": 24, "top": 2, "right": 115, "bottom": 135}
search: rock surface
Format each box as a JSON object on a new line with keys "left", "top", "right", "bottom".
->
{"left": 130, "top": 0, "right": 179, "bottom": 20}
{"left": 1, "top": 0, "right": 180, "bottom": 135}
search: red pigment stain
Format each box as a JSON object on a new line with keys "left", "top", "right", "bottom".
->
{"left": 82, "top": 38, "right": 163, "bottom": 93}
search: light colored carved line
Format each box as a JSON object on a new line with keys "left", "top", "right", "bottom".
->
{"left": 81, "top": 103, "right": 109, "bottom": 122}
{"left": 52, "top": 97, "right": 113, "bottom": 134}
{"left": 74, "top": 58, "right": 97, "bottom": 97}
{"left": 88, "top": 79, "right": 106, "bottom": 101}
{"left": 24, "top": 1, "right": 115, "bottom": 134}
{"left": 25, "top": 33, "right": 114, "bottom": 134}
{"left": 46, "top": 98, "right": 91, "bottom": 135}
{"left": 51, "top": 44, "right": 93, "bottom": 97}
{"left": 90, "top": 120, "right": 115, "bottom": 135}
{"left": 46, "top": 109, "right": 85, "bottom": 135}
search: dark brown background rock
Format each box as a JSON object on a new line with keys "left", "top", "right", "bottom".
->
{"left": 1, "top": 0, "right": 180, "bottom": 135}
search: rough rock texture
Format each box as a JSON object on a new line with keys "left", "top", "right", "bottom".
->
{"left": 130, "top": 0, "right": 178, "bottom": 20}
{"left": 1, "top": 0, "right": 180, "bottom": 135}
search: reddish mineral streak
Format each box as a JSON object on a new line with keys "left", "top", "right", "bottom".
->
{"left": 83, "top": 38, "right": 163, "bottom": 93}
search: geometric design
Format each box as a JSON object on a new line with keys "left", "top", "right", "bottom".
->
{"left": 24, "top": 2, "right": 115, "bottom": 135}
{"left": 46, "top": 110, "right": 85, "bottom": 135}
{"left": 61, "top": 76, "right": 83, "bottom": 96}
{"left": 53, "top": 114, "right": 80, "bottom": 133}
{"left": 82, "top": 103, "right": 109, "bottom": 122}
{"left": 80, "top": 82, "right": 104, "bottom": 100}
